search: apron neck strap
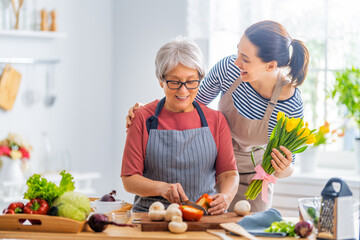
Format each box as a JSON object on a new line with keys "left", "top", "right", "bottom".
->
{"left": 263, "top": 73, "right": 288, "bottom": 121}
{"left": 146, "top": 97, "right": 208, "bottom": 133}
{"left": 229, "top": 76, "right": 243, "bottom": 94}
{"left": 193, "top": 101, "right": 208, "bottom": 127}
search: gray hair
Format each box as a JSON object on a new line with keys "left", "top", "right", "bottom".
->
{"left": 155, "top": 36, "right": 205, "bottom": 81}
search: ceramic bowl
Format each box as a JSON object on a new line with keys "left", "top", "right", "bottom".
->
{"left": 90, "top": 199, "right": 125, "bottom": 214}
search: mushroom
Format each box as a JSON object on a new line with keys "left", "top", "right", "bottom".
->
{"left": 234, "top": 200, "right": 251, "bottom": 216}
{"left": 165, "top": 206, "right": 182, "bottom": 221}
{"left": 148, "top": 201, "right": 166, "bottom": 221}
{"left": 168, "top": 215, "right": 188, "bottom": 233}
{"left": 167, "top": 203, "right": 180, "bottom": 210}
{"left": 149, "top": 201, "right": 165, "bottom": 212}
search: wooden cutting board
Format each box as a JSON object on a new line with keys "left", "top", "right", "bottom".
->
{"left": 0, "top": 64, "right": 22, "bottom": 111}
{"left": 139, "top": 212, "right": 244, "bottom": 231}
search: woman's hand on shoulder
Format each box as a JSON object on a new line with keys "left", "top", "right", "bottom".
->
{"left": 161, "top": 183, "right": 188, "bottom": 205}
{"left": 207, "top": 193, "right": 230, "bottom": 215}
{"left": 126, "top": 102, "right": 144, "bottom": 132}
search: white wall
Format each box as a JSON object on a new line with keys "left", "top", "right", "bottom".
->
{"left": 114, "top": 0, "right": 188, "bottom": 202}
{"left": 0, "top": 0, "right": 192, "bottom": 201}
{"left": 0, "top": 0, "right": 115, "bottom": 195}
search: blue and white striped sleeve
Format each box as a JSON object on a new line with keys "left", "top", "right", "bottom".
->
{"left": 288, "top": 89, "right": 304, "bottom": 119}
{"left": 195, "top": 61, "right": 223, "bottom": 105}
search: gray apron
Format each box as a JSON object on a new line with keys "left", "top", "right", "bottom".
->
{"left": 132, "top": 97, "right": 218, "bottom": 212}
{"left": 218, "top": 74, "right": 287, "bottom": 212}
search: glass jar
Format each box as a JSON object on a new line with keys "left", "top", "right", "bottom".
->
{"left": 1, "top": 0, "right": 15, "bottom": 30}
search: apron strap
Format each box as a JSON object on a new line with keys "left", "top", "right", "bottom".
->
{"left": 193, "top": 101, "right": 208, "bottom": 127}
{"left": 146, "top": 97, "right": 208, "bottom": 133}
{"left": 146, "top": 97, "right": 166, "bottom": 133}
{"left": 228, "top": 76, "right": 243, "bottom": 94}
{"left": 263, "top": 73, "right": 288, "bottom": 122}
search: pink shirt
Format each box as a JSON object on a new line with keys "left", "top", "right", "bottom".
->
{"left": 121, "top": 100, "right": 237, "bottom": 177}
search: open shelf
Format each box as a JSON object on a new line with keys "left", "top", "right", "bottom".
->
{"left": 0, "top": 57, "right": 60, "bottom": 64}
{"left": 0, "top": 30, "right": 66, "bottom": 39}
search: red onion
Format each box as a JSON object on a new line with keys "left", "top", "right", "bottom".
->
{"left": 88, "top": 213, "right": 136, "bottom": 232}
{"left": 88, "top": 214, "right": 109, "bottom": 232}
{"left": 294, "top": 220, "right": 313, "bottom": 238}
{"left": 100, "top": 190, "right": 117, "bottom": 202}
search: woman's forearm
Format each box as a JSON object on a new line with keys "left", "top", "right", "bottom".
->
{"left": 217, "top": 170, "right": 239, "bottom": 203}
{"left": 122, "top": 174, "right": 168, "bottom": 197}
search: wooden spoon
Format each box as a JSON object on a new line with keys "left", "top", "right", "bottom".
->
{"left": 14, "top": 0, "right": 24, "bottom": 29}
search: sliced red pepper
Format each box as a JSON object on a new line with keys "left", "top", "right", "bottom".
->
{"left": 180, "top": 205, "right": 203, "bottom": 221}
{"left": 196, "top": 193, "right": 212, "bottom": 210}
{"left": 23, "top": 199, "right": 49, "bottom": 215}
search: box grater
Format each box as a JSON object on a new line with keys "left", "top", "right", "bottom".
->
{"left": 317, "top": 178, "right": 355, "bottom": 240}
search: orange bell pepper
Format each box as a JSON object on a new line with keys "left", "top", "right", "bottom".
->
{"left": 180, "top": 205, "right": 203, "bottom": 221}
{"left": 196, "top": 193, "right": 212, "bottom": 210}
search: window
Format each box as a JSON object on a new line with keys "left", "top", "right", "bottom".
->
{"left": 190, "top": 0, "right": 360, "bottom": 170}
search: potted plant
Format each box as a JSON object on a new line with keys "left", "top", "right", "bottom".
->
{"left": 331, "top": 66, "right": 360, "bottom": 172}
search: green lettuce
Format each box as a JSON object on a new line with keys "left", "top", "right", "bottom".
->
{"left": 53, "top": 191, "right": 91, "bottom": 221}
{"left": 24, "top": 170, "right": 75, "bottom": 204}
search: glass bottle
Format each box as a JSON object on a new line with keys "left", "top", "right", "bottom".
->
{"left": 41, "top": 131, "right": 53, "bottom": 173}
{"left": 1, "top": 0, "right": 14, "bottom": 30}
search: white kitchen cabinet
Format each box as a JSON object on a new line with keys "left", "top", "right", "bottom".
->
{"left": 272, "top": 167, "right": 360, "bottom": 217}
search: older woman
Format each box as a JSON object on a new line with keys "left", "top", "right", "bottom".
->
{"left": 121, "top": 37, "right": 239, "bottom": 214}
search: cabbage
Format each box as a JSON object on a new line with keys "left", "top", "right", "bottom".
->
{"left": 53, "top": 191, "right": 91, "bottom": 221}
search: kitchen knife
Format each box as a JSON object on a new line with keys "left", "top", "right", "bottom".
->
{"left": 181, "top": 200, "right": 209, "bottom": 215}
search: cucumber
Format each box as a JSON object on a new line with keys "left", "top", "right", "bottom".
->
{"left": 307, "top": 207, "right": 316, "bottom": 218}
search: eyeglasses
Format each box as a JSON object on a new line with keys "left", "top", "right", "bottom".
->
{"left": 162, "top": 75, "right": 201, "bottom": 90}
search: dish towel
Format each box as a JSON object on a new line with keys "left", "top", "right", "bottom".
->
{"left": 236, "top": 208, "right": 287, "bottom": 237}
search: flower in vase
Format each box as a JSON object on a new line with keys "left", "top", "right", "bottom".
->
{"left": 0, "top": 133, "right": 32, "bottom": 160}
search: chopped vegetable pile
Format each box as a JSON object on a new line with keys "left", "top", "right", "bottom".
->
{"left": 265, "top": 220, "right": 296, "bottom": 237}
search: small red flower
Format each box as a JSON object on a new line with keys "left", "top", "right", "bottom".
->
{"left": 19, "top": 147, "right": 30, "bottom": 159}
{"left": 0, "top": 146, "right": 11, "bottom": 156}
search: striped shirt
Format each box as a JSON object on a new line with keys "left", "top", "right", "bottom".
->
{"left": 195, "top": 55, "right": 304, "bottom": 139}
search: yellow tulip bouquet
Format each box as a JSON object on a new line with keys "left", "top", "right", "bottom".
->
{"left": 244, "top": 112, "right": 317, "bottom": 202}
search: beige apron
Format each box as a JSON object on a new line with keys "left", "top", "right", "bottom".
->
{"left": 218, "top": 73, "right": 288, "bottom": 212}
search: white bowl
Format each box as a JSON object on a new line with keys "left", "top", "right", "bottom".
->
{"left": 90, "top": 199, "right": 125, "bottom": 214}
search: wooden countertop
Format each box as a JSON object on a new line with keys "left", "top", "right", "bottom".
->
{"left": 0, "top": 214, "right": 314, "bottom": 240}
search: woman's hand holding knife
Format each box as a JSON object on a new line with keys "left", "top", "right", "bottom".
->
{"left": 162, "top": 183, "right": 188, "bottom": 205}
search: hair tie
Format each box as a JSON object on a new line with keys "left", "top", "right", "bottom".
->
{"left": 290, "top": 39, "right": 295, "bottom": 46}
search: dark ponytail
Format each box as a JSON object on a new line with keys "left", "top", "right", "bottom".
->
{"left": 288, "top": 39, "right": 309, "bottom": 86}
{"left": 245, "top": 20, "right": 309, "bottom": 86}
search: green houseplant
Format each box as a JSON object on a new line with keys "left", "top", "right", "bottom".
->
{"left": 331, "top": 66, "right": 360, "bottom": 129}
{"left": 331, "top": 66, "right": 360, "bottom": 173}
